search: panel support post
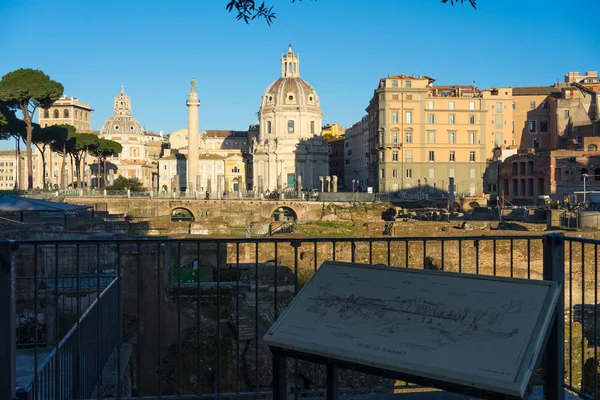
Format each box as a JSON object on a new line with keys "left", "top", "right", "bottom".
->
{"left": 0, "top": 239, "right": 16, "bottom": 400}
{"left": 272, "top": 348, "right": 287, "bottom": 400}
{"left": 326, "top": 363, "right": 339, "bottom": 400}
{"left": 543, "top": 233, "right": 565, "bottom": 400}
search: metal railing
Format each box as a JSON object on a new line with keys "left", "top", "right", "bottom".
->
{"left": 0, "top": 234, "right": 598, "bottom": 399}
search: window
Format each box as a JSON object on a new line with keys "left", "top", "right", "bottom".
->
{"left": 310, "top": 121, "right": 315, "bottom": 134}
{"left": 427, "top": 131, "right": 435, "bottom": 144}
{"left": 392, "top": 80, "right": 398, "bottom": 87}
{"left": 469, "top": 115, "right": 475, "bottom": 124}
{"left": 496, "top": 102, "right": 502, "bottom": 112}
{"left": 428, "top": 151, "right": 435, "bottom": 162}
{"left": 380, "top": 168, "right": 385, "bottom": 178}
{"left": 53, "top": 109, "right": 59, "bottom": 118}
{"left": 405, "top": 81, "right": 412, "bottom": 88}
{"left": 267, "top": 121, "right": 272, "bottom": 134}
{"left": 540, "top": 120, "right": 548, "bottom": 133}
{"left": 530, "top": 101, "right": 536, "bottom": 110}
{"left": 470, "top": 151, "right": 476, "bottom": 162}
{"left": 392, "top": 169, "right": 398, "bottom": 178}
{"left": 392, "top": 111, "right": 398, "bottom": 124}
{"left": 495, "top": 114, "right": 503, "bottom": 128}
{"left": 429, "top": 168, "right": 435, "bottom": 179}
{"left": 287, "top": 120, "right": 295, "bottom": 134}
{"left": 392, "top": 94, "right": 398, "bottom": 100}
{"left": 469, "top": 132, "right": 476, "bottom": 144}
{"left": 449, "top": 131, "right": 456, "bottom": 144}
{"left": 449, "top": 101, "right": 455, "bottom": 110}
{"left": 405, "top": 111, "right": 412, "bottom": 124}
{"left": 406, "top": 150, "right": 413, "bottom": 162}
{"left": 406, "top": 131, "right": 412, "bottom": 144}
{"left": 392, "top": 131, "right": 398, "bottom": 146}
{"left": 449, "top": 114, "right": 455, "bottom": 124}
{"left": 541, "top": 101, "right": 547, "bottom": 109}
{"left": 406, "top": 169, "right": 412, "bottom": 178}
{"left": 379, "top": 151, "right": 384, "bottom": 162}
{"left": 63, "top": 109, "right": 69, "bottom": 118}
{"left": 512, "top": 102, "right": 516, "bottom": 110}
{"left": 428, "top": 100, "right": 434, "bottom": 109}
{"left": 469, "top": 101, "right": 475, "bottom": 110}
{"left": 588, "top": 144, "right": 598, "bottom": 151}
{"left": 392, "top": 151, "right": 398, "bottom": 162}
{"left": 379, "top": 131, "right": 384, "bottom": 146}
{"left": 450, "top": 151, "right": 455, "bottom": 162}
{"left": 428, "top": 114, "right": 435, "bottom": 124}
{"left": 406, "top": 94, "right": 412, "bottom": 100}
{"left": 528, "top": 120, "right": 537, "bottom": 133}
{"left": 564, "top": 110, "right": 570, "bottom": 118}
{"left": 43, "top": 109, "right": 49, "bottom": 118}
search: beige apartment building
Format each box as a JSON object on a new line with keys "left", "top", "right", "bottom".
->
{"left": 0, "top": 151, "right": 18, "bottom": 190}
{"left": 39, "top": 95, "right": 93, "bottom": 131}
{"left": 367, "top": 74, "right": 514, "bottom": 196}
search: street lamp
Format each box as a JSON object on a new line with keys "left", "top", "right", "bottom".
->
{"left": 583, "top": 173, "right": 589, "bottom": 208}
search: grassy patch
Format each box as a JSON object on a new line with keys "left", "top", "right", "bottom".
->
{"left": 171, "top": 267, "right": 199, "bottom": 283}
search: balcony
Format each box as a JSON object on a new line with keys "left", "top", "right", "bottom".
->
{"left": 0, "top": 235, "right": 596, "bottom": 399}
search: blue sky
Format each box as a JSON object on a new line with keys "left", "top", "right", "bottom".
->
{"left": 1, "top": 0, "right": 598, "bottom": 151}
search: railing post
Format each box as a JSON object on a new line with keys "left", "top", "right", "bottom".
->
{"left": 543, "top": 233, "right": 565, "bottom": 400}
{"left": 0, "top": 239, "right": 16, "bottom": 400}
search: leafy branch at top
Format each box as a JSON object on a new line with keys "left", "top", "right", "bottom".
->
{"left": 225, "top": 0, "right": 476, "bottom": 25}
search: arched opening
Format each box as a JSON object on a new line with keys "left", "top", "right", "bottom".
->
{"left": 63, "top": 109, "right": 69, "bottom": 118}
{"left": 170, "top": 207, "right": 195, "bottom": 222}
{"left": 271, "top": 206, "right": 297, "bottom": 223}
{"left": 43, "top": 109, "right": 49, "bottom": 118}
{"left": 588, "top": 144, "right": 598, "bottom": 151}
{"left": 53, "top": 109, "right": 59, "bottom": 118}
{"left": 468, "top": 201, "right": 480, "bottom": 210}
{"left": 452, "top": 202, "right": 461, "bottom": 212}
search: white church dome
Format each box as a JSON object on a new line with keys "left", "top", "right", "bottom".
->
{"left": 100, "top": 87, "right": 144, "bottom": 137}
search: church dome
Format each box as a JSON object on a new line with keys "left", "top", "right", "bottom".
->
{"left": 100, "top": 86, "right": 144, "bottom": 137}
{"left": 260, "top": 45, "right": 321, "bottom": 110}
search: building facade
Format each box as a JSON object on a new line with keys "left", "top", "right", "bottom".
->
{"left": 367, "top": 74, "right": 514, "bottom": 195}
{"left": 39, "top": 95, "right": 92, "bottom": 131}
{"left": 99, "top": 87, "right": 165, "bottom": 189}
{"left": 322, "top": 123, "right": 345, "bottom": 139}
{"left": 0, "top": 151, "right": 18, "bottom": 190}
{"left": 512, "top": 86, "right": 560, "bottom": 151}
{"left": 251, "top": 45, "right": 329, "bottom": 192}
{"left": 343, "top": 115, "right": 369, "bottom": 191}
{"left": 328, "top": 136, "right": 345, "bottom": 190}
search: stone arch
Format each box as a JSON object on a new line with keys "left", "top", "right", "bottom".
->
{"left": 169, "top": 207, "right": 195, "bottom": 222}
{"left": 452, "top": 202, "right": 461, "bottom": 212}
{"left": 270, "top": 206, "right": 298, "bottom": 223}
{"left": 468, "top": 201, "right": 480, "bottom": 210}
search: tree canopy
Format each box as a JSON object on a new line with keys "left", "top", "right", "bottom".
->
{"left": 0, "top": 69, "right": 63, "bottom": 190}
{"left": 226, "top": 0, "right": 476, "bottom": 25}
{"left": 106, "top": 176, "right": 146, "bottom": 192}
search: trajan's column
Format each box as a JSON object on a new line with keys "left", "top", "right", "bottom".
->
{"left": 187, "top": 77, "right": 200, "bottom": 191}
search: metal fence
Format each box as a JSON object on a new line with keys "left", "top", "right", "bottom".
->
{"left": 1, "top": 234, "right": 599, "bottom": 399}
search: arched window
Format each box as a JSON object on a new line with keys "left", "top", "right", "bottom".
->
{"left": 588, "top": 144, "right": 597, "bottom": 151}
{"left": 63, "top": 109, "right": 69, "bottom": 118}
{"left": 267, "top": 121, "right": 272, "bottom": 134}
{"left": 53, "top": 109, "right": 59, "bottom": 118}
{"left": 43, "top": 109, "right": 49, "bottom": 118}
{"left": 310, "top": 121, "right": 315, "bottom": 134}
{"left": 287, "top": 120, "right": 295, "bottom": 134}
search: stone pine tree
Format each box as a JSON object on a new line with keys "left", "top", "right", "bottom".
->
{"left": 0, "top": 103, "right": 27, "bottom": 189}
{"left": 89, "top": 138, "right": 122, "bottom": 189}
{"left": 33, "top": 125, "right": 68, "bottom": 189}
{"left": 0, "top": 69, "right": 64, "bottom": 190}
{"left": 69, "top": 133, "right": 99, "bottom": 189}
{"left": 50, "top": 124, "right": 76, "bottom": 189}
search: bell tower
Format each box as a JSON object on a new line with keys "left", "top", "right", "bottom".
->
{"left": 114, "top": 85, "right": 131, "bottom": 115}
{"left": 281, "top": 44, "right": 300, "bottom": 78}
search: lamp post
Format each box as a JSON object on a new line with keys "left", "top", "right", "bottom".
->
{"left": 352, "top": 179, "right": 357, "bottom": 193}
{"left": 583, "top": 173, "right": 589, "bottom": 208}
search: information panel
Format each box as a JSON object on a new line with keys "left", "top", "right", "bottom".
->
{"left": 264, "top": 261, "right": 559, "bottom": 398}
